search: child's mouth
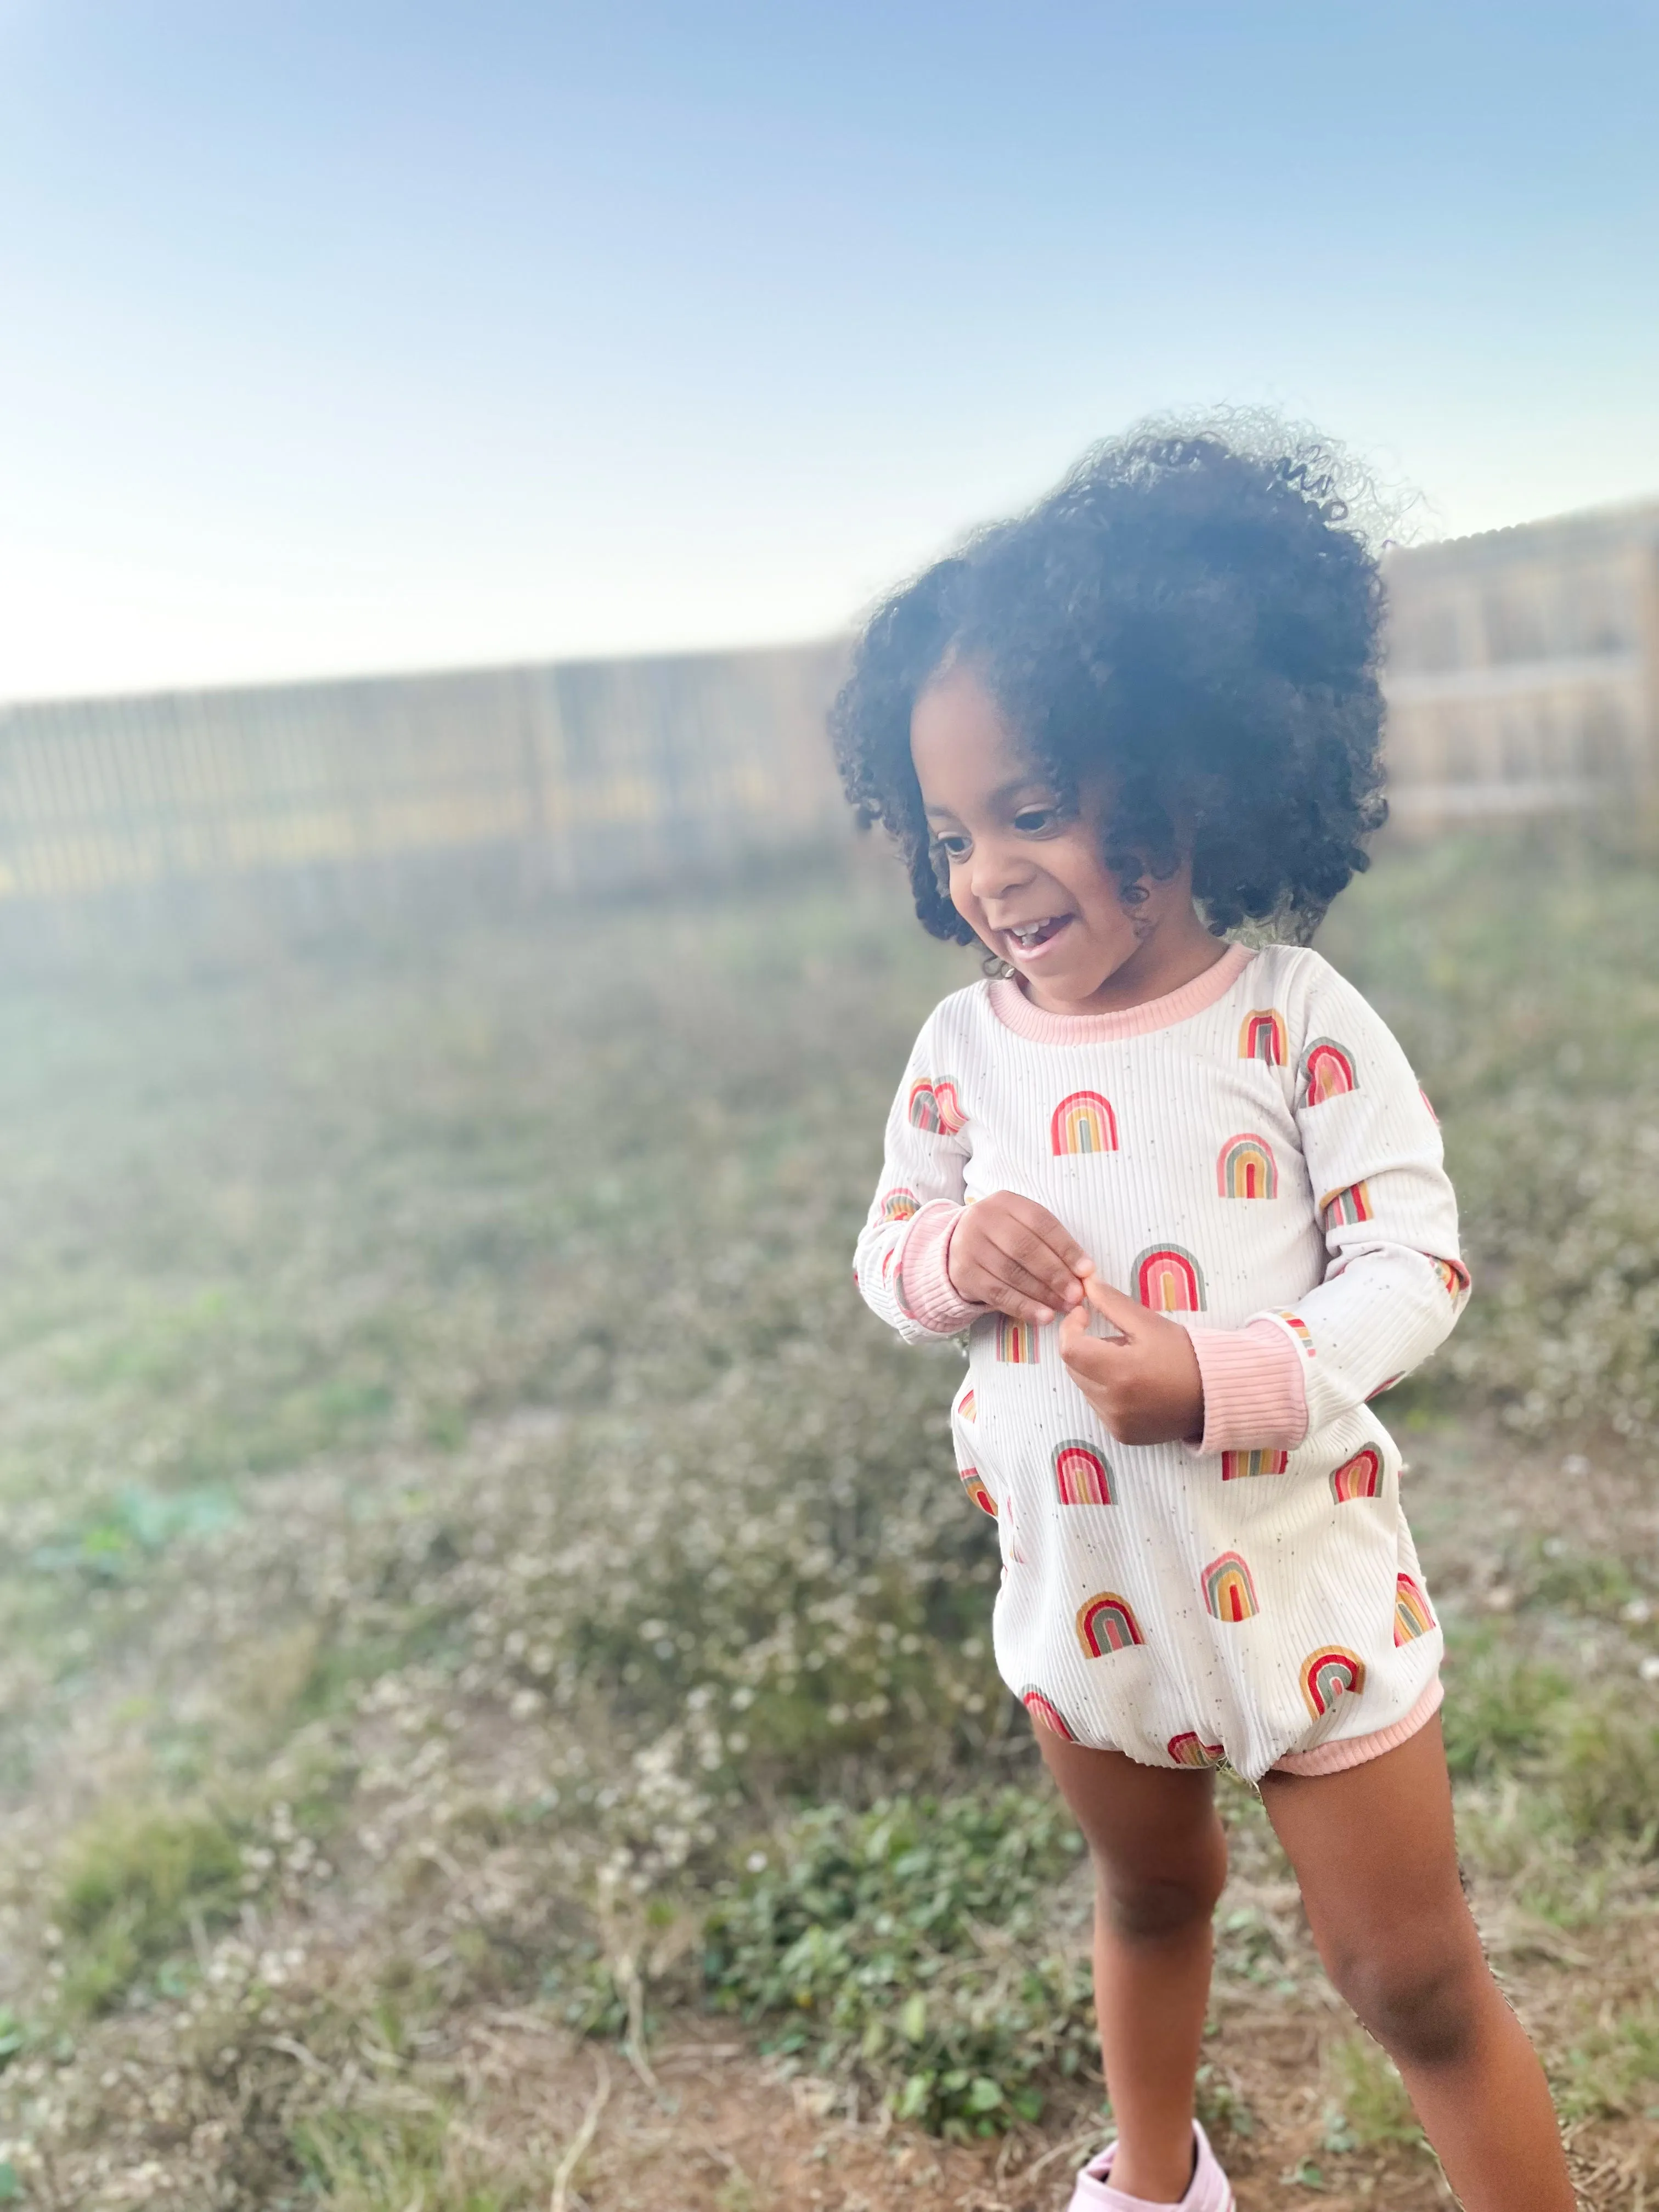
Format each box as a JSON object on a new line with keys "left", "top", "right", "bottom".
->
{"left": 1002, "top": 915, "right": 1072, "bottom": 958}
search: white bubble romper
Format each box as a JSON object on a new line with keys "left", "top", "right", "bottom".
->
{"left": 854, "top": 943, "right": 1468, "bottom": 1784}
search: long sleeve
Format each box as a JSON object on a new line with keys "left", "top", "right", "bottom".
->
{"left": 854, "top": 1016, "right": 980, "bottom": 1344}
{"left": 1249, "top": 964, "right": 1470, "bottom": 1429}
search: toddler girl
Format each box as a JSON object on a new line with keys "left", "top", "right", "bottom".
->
{"left": 836, "top": 428, "right": 1572, "bottom": 2211}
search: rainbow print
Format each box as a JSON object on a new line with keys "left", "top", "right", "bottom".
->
{"left": 1300, "top": 1646, "right": 1365, "bottom": 1721}
{"left": 1022, "top": 1688, "right": 1077, "bottom": 1741}
{"left": 996, "top": 1315, "right": 1040, "bottom": 1364}
{"left": 1076, "top": 1590, "right": 1145, "bottom": 1657}
{"left": 1053, "top": 1438, "right": 1116, "bottom": 1505}
{"left": 1217, "top": 1132, "right": 1279, "bottom": 1199}
{"left": 1221, "top": 1448, "right": 1288, "bottom": 1481}
{"left": 1049, "top": 1090, "right": 1120, "bottom": 1155}
{"left": 1393, "top": 1573, "right": 1436, "bottom": 1645}
{"left": 1322, "top": 1181, "right": 1374, "bottom": 1229}
{"left": 1135, "top": 1243, "right": 1207, "bottom": 1313}
{"left": 1329, "top": 1446, "right": 1383, "bottom": 1503}
{"left": 881, "top": 1188, "right": 920, "bottom": 1222}
{"left": 958, "top": 1467, "right": 998, "bottom": 1517}
{"left": 1419, "top": 1086, "right": 1440, "bottom": 1124}
{"left": 1239, "top": 1008, "right": 1289, "bottom": 1065}
{"left": 1278, "top": 1313, "right": 1316, "bottom": 1357}
{"left": 1431, "top": 1256, "right": 1471, "bottom": 1299}
{"left": 1302, "top": 1037, "right": 1358, "bottom": 1106}
{"left": 907, "top": 1077, "right": 965, "bottom": 1134}
{"left": 958, "top": 1387, "right": 977, "bottom": 1423}
{"left": 1367, "top": 1373, "right": 1403, "bottom": 1400}
{"left": 1167, "top": 1731, "right": 1226, "bottom": 1769}
{"left": 1202, "top": 1551, "right": 1260, "bottom": 1623}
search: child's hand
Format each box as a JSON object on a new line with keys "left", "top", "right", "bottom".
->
{"left": 947, "top": 1192, "right": 1093, "bottom": 1327}
{"left": 1059, "top": 1276, "right": 1204, "bottom": 1446}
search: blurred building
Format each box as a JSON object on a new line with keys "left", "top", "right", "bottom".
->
{"left": 1383, "top": 500, "right": 1659, "bottom": 828}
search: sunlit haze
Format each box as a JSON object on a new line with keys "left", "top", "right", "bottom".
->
{"left": 2, "top": 1, "right": 1655, "bottom": 699}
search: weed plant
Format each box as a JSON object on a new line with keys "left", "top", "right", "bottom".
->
{"left": 0, "top": 833, "right": 1657, "bottom": 2202}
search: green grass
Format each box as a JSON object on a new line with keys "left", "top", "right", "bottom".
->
{"left": 55, "top": 1801, "right": 244, "bottom": 2015}
{"left": 699, "top": 1791, "right": 1096, "bottom": 2135}
{"left": 1, "top": 830, "right": 1658, "bottom": 2190}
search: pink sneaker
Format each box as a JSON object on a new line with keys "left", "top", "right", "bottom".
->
{"left": 1065, "top": 2119, "right": 1235, "bottom": 2212}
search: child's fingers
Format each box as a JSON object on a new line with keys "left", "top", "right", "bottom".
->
{"left": 1059, "top": 1302, "right": 1125, "bottom": 1379}
{"left": 983, "top": 1217, "right": 1089, "bottom": 1308}
{"left": 995, "top": 1197, "right": 1094, "bottom": 1285}
{"left": 1080, "top": 1277, "right": 1145, "bottom": 1338}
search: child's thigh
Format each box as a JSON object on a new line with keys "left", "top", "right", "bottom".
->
{"left": 1260, "top": 1718, "right": 1475, "bottom": 1976}
{"left": 1035, "top": 1729, "right": 1227, "bottom": 1904}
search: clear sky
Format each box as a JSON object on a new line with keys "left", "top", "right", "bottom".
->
{"left": 1, "top": 1, "right": 1655, "bottom": 699}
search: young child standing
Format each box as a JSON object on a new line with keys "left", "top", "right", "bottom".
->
{"left": 836, "top": 428, "right": 1573, "bottom": 2212}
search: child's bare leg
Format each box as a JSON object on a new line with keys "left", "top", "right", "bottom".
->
{"left": 1036, "top": 1733, "right": 1228, "bottom": 2203}
{"left": 1261, "top": 1717, "right": 1572, "bottom": 2212}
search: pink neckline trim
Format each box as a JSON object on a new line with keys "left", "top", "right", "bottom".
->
{"left": 986, "top": 941, "right": 1255, "bottom": 1043}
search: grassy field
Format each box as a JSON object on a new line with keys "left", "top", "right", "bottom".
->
{"left": 1, "top": 832, "right": 1658, "bottom": 2210}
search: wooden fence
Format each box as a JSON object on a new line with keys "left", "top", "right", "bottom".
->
{"left": 2, "top": 496, "right": 1656, "bottom": 961}
{"left": 0, "top": 640, "right": 850, "bottom": 916}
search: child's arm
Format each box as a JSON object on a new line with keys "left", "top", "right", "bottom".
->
{"left": 854, "top": 1021, "right": 1088, "bottom": 1344}
{"left": 1254, "top": 964, "right": 1471, "bottom": 1435}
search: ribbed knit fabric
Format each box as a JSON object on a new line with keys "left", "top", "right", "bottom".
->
{"left": 1271, "top": 1673, "right": 1444, "bottom": 1776}
{"left": 895, "top": 1201, "right": 984, "bottom": 1334}
{"left": 854, "top": 943, "right": 1469, "bottom": 1783}
{"left": 897, "top": 1190, "right": 1311, "bottom": 1451}
{"left": 1181, "top": 1318, "right": 1308, "bottom": 1454}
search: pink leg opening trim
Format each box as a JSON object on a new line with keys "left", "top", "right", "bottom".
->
{"left": 1271, "top": 1675, "right": 1443, "bottom": 1778}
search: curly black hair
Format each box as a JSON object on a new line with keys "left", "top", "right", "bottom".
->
{"left": 831, "top": 420, "right": 1388, "bottom": 946}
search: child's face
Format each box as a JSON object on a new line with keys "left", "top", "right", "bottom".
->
{"left": 910, "top": 664, "right": 1193, "bottom": 1012}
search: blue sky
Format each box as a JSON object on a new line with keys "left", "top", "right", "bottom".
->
{"left": 1, "top": 2, "right": 1655, "bottom": 697}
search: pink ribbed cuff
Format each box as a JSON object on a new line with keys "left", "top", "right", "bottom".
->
{"left": 1272, "top": 1676, "right": 1443, "bottom": 1776}
{"left": 896, "top": 1202, "right": 984, "bottom": 1335}
{"left": 1179, "top": 1317, "right": 1308, "bottom": 1455}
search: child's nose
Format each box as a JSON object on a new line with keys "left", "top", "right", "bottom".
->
{"left": 968, "top": 834, "right": 1034, "bottom": 905}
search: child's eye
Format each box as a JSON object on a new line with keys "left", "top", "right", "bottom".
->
{"left": 935, "top": 833, "right": 971, "bottom": 861}
{"left": 1013, "top": 807, "right": 1056, "bottom": 834}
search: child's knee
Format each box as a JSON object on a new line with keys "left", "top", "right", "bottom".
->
{"left": 1094, "top": 1835, "right": 1227, "bottom": 1943}
{"left": 1100, "top": 1871, "right": 1218, "bottom": 1943}
{"left": 1331, "top": 1942, "right": 1484, "bottom": 2069}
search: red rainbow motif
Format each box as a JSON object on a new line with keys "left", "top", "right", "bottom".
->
{"left": 1202, "top": 1550, "right": 1260, "bottom": 1623}
{"left": 880, "top": 1187, "right": 920, "bottom": 1221}
{"left": 996, "top": 1315, "right": 1040, "bottom": 1364}
{"left": 1076, "top": 1590, "right": 1144, "bottom": 1657}
{"left": 1167, "top": 1731, "right": 1226, "bottom": 1769}
{"left": 1419, "top": 1086, "right": 1440, "bottom": 1124}
{"left": 1217, "top": 1132, "right": 1278, "bottom": 1199}
{"left": 1135, "top": 1243, "right": 1207, "bottom": 1314}
{"left": 1431, "top": 1256, "right": 1471, "bottom": 1299}
{"left": 1329, "top": 1446, "right": 1383, "bottom": 1503}
{"left": 1239, "top": 1009, "right": 1289, "bottom": 1065}
{"left": 1302, "top": 1038, "right": 1358, "bottom": 1107}
{"left": 907, "top": 1078, "right": 966, "bottom": 1135}
{"left": 958, "top": 1468, "right": 997, "bottom": 1517}
{"left": 1221, "top": 1448, "right": 1288, "bottom": 1481}
{"left": 1050, "top": 1090, "right": 1119, "bottom": 1155}
{"left": 1367, "top": 1373, "right": 1403, "bottom": 1399}
{"left": 1022, "top": 1688, "right": 1077, "bottom": 1741}
{"left": 1053, "top": 1438, "right": 1116, "bottom": 1505}
{"left": 1394, "top": 1573, "right": 1436, "bottom": 1645}
{"left": 1300, "top": 1646, "right": 1365, "bottom": 1720}
{"left": 958, "top": 1387, "right": 977, "bottom": 1423}
{"left": 1278, "top": 1313, "right": 1316, "bottom": 1357}
{"left": 1321, "top": 1181, "right": 1374, "bottom": 1229}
